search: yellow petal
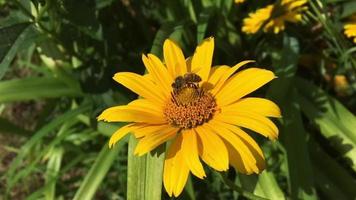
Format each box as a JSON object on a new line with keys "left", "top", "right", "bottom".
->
{"left": 223, "top": 97, "right": 281, "bottom": 118}
{"left": 224, "top": 141, "right": 250, "bottom": 174}
{"left": 134, "top": 127, "right": 177, "bottom": 156}
{"left": 97, "top": 100, "right": 165, "bottom": 124}
{"left": 181, "top": 129, "right": 206, "bottom": 179}
{"left": 216, "top": 68, "right": 275, "bottom": 106}
{"left": 210, "top": 60, "right": 255, "bottom": 95}
{"left": 163, "top": 39, "right": 187, "bottom": 78}
{"left": 215, "top": 112, "right": 279, "bottom": 140}
{"left": 205, "top": 121, "right": 259, "bottom": 174}
{"left": 195, "top": 126, "right": 229, "bottom": 171}
{"left": 113, "top": 72, "right": 166, "bottom": 104}
{"left": 191, "top": 37, "right": 214, "bottom": 81}
{"left": 207, "top": 65, "right": 230, "bottom": 88}
{"left": 109, "top": 123, "right": 145, "bottom": 148}
{"left": 133, "top": 124, "right": 172, "bottom": 138}
{"left": 217, "top": 121, "right": 265, "bottom": 171}
{"left": 163, "top": 134, "right": 190, "bottom": 197}
{"left": 142, "top": 54, "right": 173, "bottom": 95}
{"left": 127, "top": 99, "right": 163, "bottom": 114}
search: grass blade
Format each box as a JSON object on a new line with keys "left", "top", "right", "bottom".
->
{"left": 44, "top": 147, "right": 64, "bottom": 200}
{"left": 0, "top": 77, "right": 82, "bottom": 103}
{"left": 73, "top": 122, "right": 128, "bottom": 200}
{"left": 0, "top": 22, "right": 32, "bottom": 79}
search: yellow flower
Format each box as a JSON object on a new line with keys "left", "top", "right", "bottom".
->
{"left": 98, "top": 37, "right": 281, "bottom": 197}
{"left": 242, "top": 0, "right": 307, "bottom": 34}
{"left": 235, "top": 0, "right": 245, "bottom": 4}
{"left": 344, "top": 16, "right": 356, "bottom": 44}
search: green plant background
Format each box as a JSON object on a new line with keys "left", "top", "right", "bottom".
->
{"left": 0, "top": 0, "right": 355, "bottom": 199}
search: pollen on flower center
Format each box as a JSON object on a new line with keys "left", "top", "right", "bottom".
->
{"left": 163, "top": 73, "right": 217, "bottom": 129}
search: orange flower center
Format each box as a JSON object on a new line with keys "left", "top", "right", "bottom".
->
{"left": 163, "top": 73, "right": 217, "bottom": 129}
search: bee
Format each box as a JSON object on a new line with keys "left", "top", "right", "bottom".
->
{"left": 171, "top": 76, "right": 185, "bottom": 92}
{"left": 171, "top": 73, "right": 202, "bottom": 93}
{"left": 183, "top": 72, "right": 202, "bottom": 83}
{"left": 171, "top": 73, "right": 203, "bottom": 105}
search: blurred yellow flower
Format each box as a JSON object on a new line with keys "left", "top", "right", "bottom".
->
{"left": 235, "top": 0, "right": 245, "bottom": 3}
{"left": 98, "top": 37, "right": 280, "bottom": 197}
{"left": 242, "top": 0, "right": 307, "bottom": 34}
{"left": 344, "top": 16, "right": 356, "bottom": 44}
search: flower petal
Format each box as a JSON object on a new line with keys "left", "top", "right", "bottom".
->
{"left": 109, "top": 123, "right": 145, "bottom": 148}
{"left": 181, "top": 129, "right": 206, "bottom": 179}
{"left": 133, "top": 124, "right": 172, "bottom": 138}
{"left": 215, "top": 112, "right": 279, "bottom": 140}
{"left": 224, "top": 141, "right": 250, "bottom": 174}
{"left": 97, "top": 100, "right": 165, "bottom": 124}
{"left": 134, "top": 127, "right": 177, "bottom": 156}
{"left": 163, "top": 39, "right": 187, "bottom": 78}
{"left": 215, "top": 68, "right": 275, "bottom": 106}
{"left": 142, "top": 54, "right": 173, "bottom": 95}
{"left": 206, "top": 65, "right": 230, "bottom": 89}
{"left": 113, "top": 72, "right": 166, "bottom": 104}
{"left": 223, "top": 97, "right": 281, "bottom": 118}
{"left": 163, "top": 134, "right": 190, "bottom": 197}
{"left": 219, "top": 122, "right": 265, "bottom": 171}
{"left": 191, "top": 37, "right": 214, "bottom": 81}
{"left": 127, "top": 99, "right": 163, "bottom": 114}
{"left": 206, "top": 121, "right": 259, "bottom": 174}
{"left": 210, "top": 60, "right": 255, "bottom": 95}
{"left": 195, "top": 126, "right": 229, "bottom": 171}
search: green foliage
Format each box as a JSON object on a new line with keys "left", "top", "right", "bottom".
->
{"left": 0, "top": 0, "right": 355, "bottom": 200}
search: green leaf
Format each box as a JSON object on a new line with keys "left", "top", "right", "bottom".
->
{"left": 296, "top": 77, "right": 356, "bottom": 172}
{"left": 239, "top": 171, "right": 285, "bottom": 200}
{"left": 0, "top": 22, "right": 33, "bottom": 79}
{"left": 309, "top": 139, "right": 356, "bottom": 199}
{"left": 220, "top": 173, "right": 269, "bottom": 200}
{"left": 45, "top": 147, "right": 64, "bottom": 200}
{"left": 182, "top": 0, "right": 197, "bottom": 23}
{"left": 196, "top": 8, "right": 213, "bottom": 43}
{"left": 127, "top": 135, "right": 165, "bottom": 200}
{"left": 0, "top": 77, "right": 82, "bottom": 103}
{"left": 184, "top": 177, "right": 196, "bottom": 200}
{"left": 267, "top": 35, "right": 299, "bottom": 102}
{"left": 340, "top": 1, "right": 356, "bottom": 18}
{"left": 73, "top": 138, "right": 126, "bottom": 200}
{"left": 279, "top": 89, "right": 318, "bottom": 200}
{"left": 150, "top": 22, "right": 179, "bottom": 58}
{"left": 267, "top": 35, "right": 317, "bottom": 200}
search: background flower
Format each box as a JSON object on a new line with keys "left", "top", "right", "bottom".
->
{"left": 242, "top": 0, "right": 308, "bottom": 34}
{"left": 344, "top": 15, "right": 356, "bottom": 43}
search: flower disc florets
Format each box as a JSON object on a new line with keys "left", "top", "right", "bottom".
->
{"left": 163, "top": 73, "right": 217, "bottom": 129}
